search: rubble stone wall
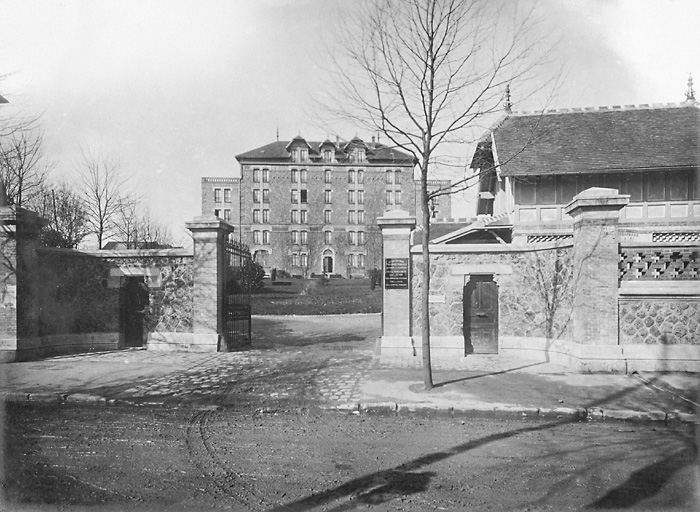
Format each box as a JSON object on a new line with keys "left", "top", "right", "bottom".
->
{"left": 411, "top": 245, "right": 573, "bottom": 341}
{"left": 619, "top": 298, "right": 700, "bottom": 345}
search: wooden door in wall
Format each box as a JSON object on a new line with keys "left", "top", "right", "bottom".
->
{"left": 463, "top": 276, "right": 498, "bottom": 354}
{"left": 122, "top": 277, "right": 148, "bottom": 347}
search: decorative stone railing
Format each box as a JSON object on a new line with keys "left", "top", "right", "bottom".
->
{"left": 619, "top": 243, "right": 699, "bottom": 281}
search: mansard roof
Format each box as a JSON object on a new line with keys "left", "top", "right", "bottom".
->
{"left": 236, "top": 138, "right": 416, "bottom": 165}
{"left": 480, "top": 103, "right": 699, "bottom": 176}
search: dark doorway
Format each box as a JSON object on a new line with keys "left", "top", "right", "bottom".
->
{"left": 122, "top": 277, "right": 149, "bottom": 347}
{"left": 463, "top": 275, "right": 498, "bottom": 354}
{"left": 323, "top": 253, "right": 334, "bottom": 273}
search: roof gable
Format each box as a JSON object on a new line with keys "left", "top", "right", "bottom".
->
{"left": 491, "top": 103, "right": 699, "bottom": 176}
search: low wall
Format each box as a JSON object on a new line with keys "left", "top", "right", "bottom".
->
{"left": 11, "top": 248, "right": 195, "bottom": 360}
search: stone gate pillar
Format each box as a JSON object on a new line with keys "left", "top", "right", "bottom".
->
{"left": 377, "top": 210, "right": 416, "bottom": 357}
{"left": 564, "top": 187, "right": 629, "bottom": 370}
{"left": 0, "top": 198, "right": 47, "bottom": 362}
{"left": 186, "top": 215, "right": 235, "bottom": 352}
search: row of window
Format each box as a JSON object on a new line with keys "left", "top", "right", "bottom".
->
{"left": 288, "top": 253, "right": 366, "bottom": 268}
{"left": 514, "top": 170, "right": 695, "bottom": 206}
{"left": 251, "top": 168, "right": 404, "bottom": 185}
{"left": 289, "top": 209, "right": 366, "bottom": 225}
{"left": 213, "top": 188, "right": 232, "bottom": 203}
{"left": 252, "top": 230, "right": 369, "bottom": 246}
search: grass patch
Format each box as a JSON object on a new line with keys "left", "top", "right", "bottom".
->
{"left": 251, "top": 278, "right": 381, "bottom": 315}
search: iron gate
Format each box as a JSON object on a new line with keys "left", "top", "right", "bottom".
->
{"left": 223, "top": 236, "right": 252, "bottom": 350}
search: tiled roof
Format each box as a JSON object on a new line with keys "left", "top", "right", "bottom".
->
{"left": 235, "top": 139, "right": 416, "bottom": 164}
{"left": 490, "top": 103, "right": 699, "bottom": 176}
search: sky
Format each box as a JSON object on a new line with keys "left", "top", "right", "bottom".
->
{"left": 1, "top": 0, "right": 698, "bottom": 245}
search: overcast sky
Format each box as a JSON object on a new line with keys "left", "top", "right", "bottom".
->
{"left": 1, "top": 0, "right": 698, "bottom": 242}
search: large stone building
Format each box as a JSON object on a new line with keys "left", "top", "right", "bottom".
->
{"left": 202, "top": 135, "right": 451, "bottom": 277}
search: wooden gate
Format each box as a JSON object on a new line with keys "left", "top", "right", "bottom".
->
{"left": 223, "top": 237, "right": 252, "bottom": 351}
{"left": 463, "top": 275, "right": 498, "bottom": 354}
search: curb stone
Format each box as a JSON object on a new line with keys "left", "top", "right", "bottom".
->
{"left": 327, "top": 402, "right": 698, "bottom": 424}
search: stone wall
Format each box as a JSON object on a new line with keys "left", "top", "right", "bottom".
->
{"left": 411, "top": 244, "right": 573, "bottom": 341}
{"left": 37, "top": 249, "right": 119, "bottom": 336}
{"left": 100, "top": 252, "right": 194, "bottom": 334}
{"left": 619, "top": 298, "right": 700, "bottom": 345}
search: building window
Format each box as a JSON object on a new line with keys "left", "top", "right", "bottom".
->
{"left": 291, "top": 210, "right": 299, "bottom": 224}
{"left": 263, "top": 209, "right": 270, "bottom": 223}
{"left": 348, "top": 231, "right": 356, "bottom": 245}
{"left": 324, "top": 210, "right": 332, "bottom": 224}
{"left": 300, "top": 230, "right": 308, "bottom": 244}
{"left": 324, "top": 230, "right": 332, "bottom": 244}
{"left": 253, "top": 230, "right": 261, "bottom": 244}
{"left": 253, "top": 169, "right": 261, "bottom": 183}
{"left": 348, "top": 254, "right": 356, "bottom": 267}
{"left": 386, "top": 170, "right": 393, "bottom": 184}
{"left": 357, "top": 150, "right": 365, "bottom": 162}
{"left": 323, "top": 149, "right": 333, "bottom": 163}
{"left": 357, "top": 190, "right": 364, "bottom": 204}
{"left": 224, "top": 188, "right": 231, "bottom": 202}
{"left": 348, "top": 170, "right": 355, "bottom": 184}
{"left": 253, "top": 189, "right": 261, "bottom": 203}
{"left": 325, "top": 190, "right": 332, "bottom": 204}
{"left": 223, "top": 209, "right": 231, "bottom": 221}
{"left": 301, "top": 253, "right": 308, "bottom": 267}
{"left": 358, "top": 254, "right": 365, "bottom": 267}
{"left": 292, "top": 253, "right": 299, "bottom": 266}
{"left": 395, "top": 171, "right": 402, "bottom": 184}
{"left": 348, "top": 210, "right": 356, "bottom": 224}
{"left": 325, "top": 169, "right": 332, "bottom": 184}
{"left": 348, "top": 190, "right": 355, "bottom": 204}
{"left": 214, "top": 208, "right": 221, "bottom": 217}
{"left": 395, "top": 190, "right": 402, "bottom": 205}
{"left": 386, "top": 190, "right": 393, "bottom": 205}
{"left": 357, "top": 170, "right": 364, "bottom": 184}
{"left": 262, "top": 169, "right": 270, "bottom": 183}
{"left": 262, "top": 189, "right": 270, "bottom": 203}
{"left": 291, "top": 190, "right": 299, "bottom": 203}
{"left": 262, "top": 230, "right": 270, "bottom": 245}
{"left": 300, "top": 209, "right": 308, "bottom": 224}
{"left": 214, "top": 188, "right": 222, "bottom": 202}
{"left": 300, "top": 148, "right": 308, "bottom": 162}
{"left": 291, "top": 169, "right": 298, "bottom": 183}
{"left": 291, "top": 230, "right": 299, "bottom": 244}
{"left": 253, "top": 209, "right": 261, "bottom": 223}
{"left": 358, "top": 211, "right": 365, "bottom": 224}
{"left": 300, "top": 189, "right": 308, "bottom": 203}
{"left": 300, "top": 170, "right": 307, "bottom": 183}
{"left": 358, "top": 231, "right": 365, "bottom": 245}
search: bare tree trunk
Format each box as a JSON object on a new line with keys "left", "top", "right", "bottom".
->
{"left": 421, "top": 171, "right": 433, "bottom": 389}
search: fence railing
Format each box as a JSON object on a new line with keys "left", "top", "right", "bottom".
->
{"left": 619, "top": 242, "right": 699, "bottom": 281}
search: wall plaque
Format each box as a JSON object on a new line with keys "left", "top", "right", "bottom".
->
{"left": 385, "top": 258, "right": 409, "bottom": 289}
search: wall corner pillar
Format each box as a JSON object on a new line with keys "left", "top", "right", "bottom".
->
{"left": 376, "top": 210, "right": 416, "bottom": 357}
{"left": 186, "top": 215, "right": 235, "bottom": 352}
{"left": 564, "top": 187, "right": 629, "bottom": 354}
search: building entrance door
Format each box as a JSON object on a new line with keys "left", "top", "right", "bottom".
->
{"left": 122, "top": 277, "right": 149, "bottom": 347}
{"left": 463, "top": 275, "right": 498, "bottom": 354}
{"left": 323, "top": 255, "right": 334, "bottom": 273}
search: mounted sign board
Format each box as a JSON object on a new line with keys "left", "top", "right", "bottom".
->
{"left": 385, "top": 258, "right": 409, "bottom": 289}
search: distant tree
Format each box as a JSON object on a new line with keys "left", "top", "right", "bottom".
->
{"left": 30, "top": 182, "right": 90, "bottom": 248}
{"left": 75, "top": 147, "right": 133, "bottom": 250}
{"left": 115, "top": 200, "right": 174, "bottom": 249}
{"left": 0, "top": 128, "right": 52, "bottom": 207}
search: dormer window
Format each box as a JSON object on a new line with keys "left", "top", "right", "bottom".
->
{"left": 300, "top": 148, "right": 308, "bottom": 162}
{"left": 323, "top": 149, "right": 333, "bottom": 162}
{"left": 356, "top": 149, "right": 365, "bottom": 162}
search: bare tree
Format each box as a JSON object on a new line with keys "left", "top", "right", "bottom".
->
{"left": 0, "top": 127, "right": 52, "bottom": 207}
{"left": 326, "top": 0, "right": 551, "bottom": 388}
{"left": 75, "top": 147, "right": 132, "bottom": 250}
{"left": 30, "top": 181, "right": 90, "bottom": 248}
